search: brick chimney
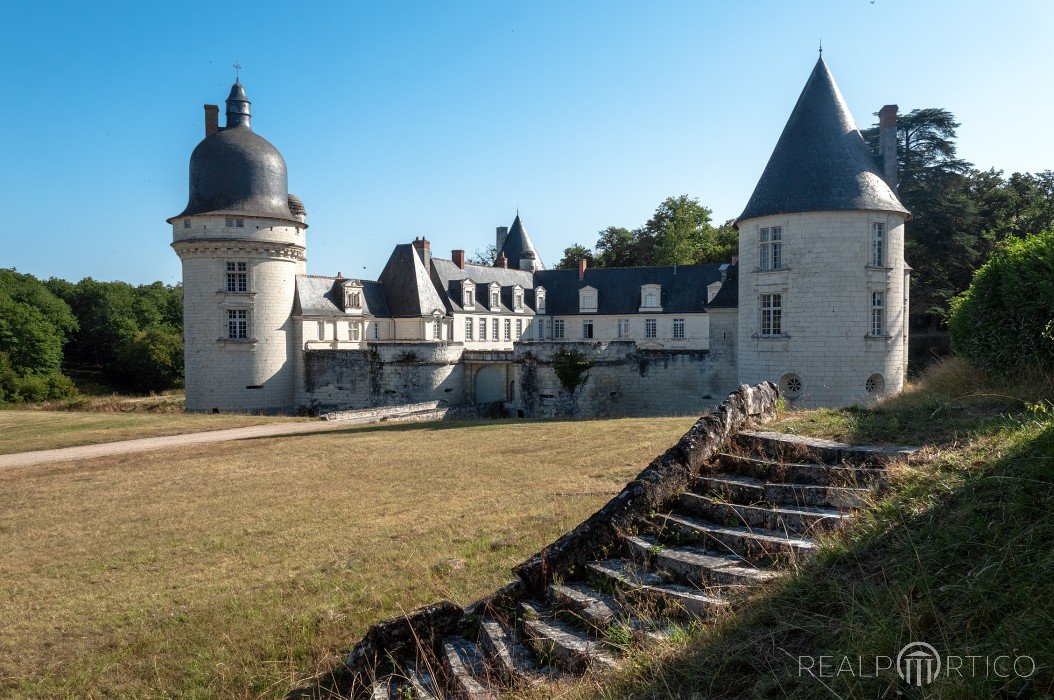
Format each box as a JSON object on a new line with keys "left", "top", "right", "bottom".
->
{"left": 578, "top": 258, "right": 587, "bottom": 280}
{"left": 204, "top": 104, "right": 219, "bottom": 137}
{"left": 452, "top": 249, "right": 465, "bottom": 270}
{"left": 878, "top": 104, "right": 898, "bottom": 190}
{"left": 495, "top": 226, "right": 509, "bottom": 250}
{"left": 496, "top": 252, "right": 508, "bottom": 268}
{"left": 412, "top": 236, "right": 431, "bottom": 269}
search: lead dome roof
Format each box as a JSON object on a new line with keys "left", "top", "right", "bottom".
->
{"left": 169, "top": 81, "right": 300, "bottom": 225}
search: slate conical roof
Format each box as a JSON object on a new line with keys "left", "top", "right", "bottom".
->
{"left": 498, "top": 214, "right": 545, "bottom": 270}
{"left": 738, "top": 57, "right": 908, "bottom": 223}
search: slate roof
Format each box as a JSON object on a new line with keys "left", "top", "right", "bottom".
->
{"left": 707, "top": 262, "right": 738, "bottom": 309}
{"left": 169, "top": 82, "right": 300, "bottom": 225}
{"left": 497, "top": 215, "right": 545, "bottom": 270}
{"left": 738, "top": 57, "right": 908, "bottom": 223}
{"left": 294, "top": 275, "right": 388, "bottom": 317}
{"left": 378, "top": 245, "right": 448, "bottom": 316}
{"left": 430, "top": 257, "right": 536, "bottom": 315}
{"left": 533, "top": 264, "right": 724, "bottom": 316}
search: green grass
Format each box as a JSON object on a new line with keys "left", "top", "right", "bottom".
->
{"left": 561, "top": 358, "right": 1054, "bottom": 699}
{"left": 0, "top": 415, "right": 694, "bottom": 698}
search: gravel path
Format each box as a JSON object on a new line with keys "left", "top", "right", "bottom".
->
{"left": 0, "top": 420, "right": 356, "bottom": 470}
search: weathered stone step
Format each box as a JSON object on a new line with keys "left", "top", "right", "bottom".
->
{"left": 478, "top": 618, "right": 544, "bottom": 685}
{"left": 548, "top": 582, "right": 621, "bottom": 630}
{"left": 714, "top": 452, "right": 890, "bottom": 488}
{"left": 586, "top": 559, "right": 729, "bottom": 619}
{"left": 519, "top": 600, "right": 619, "bottom": 673}
{"left": 679, "top": 492, "right": 853, "bottom": 536}
{"left": 734, "top": 430, "right": 916, "bottom": 467}
{"left": 401, "top": 659, "right": 439, "bottom": 700}
{"left": 654, "top": 512, "right": 820, "bottom": 567}
{"left": 623, "top": 534, "right": 781, "bottom": 589}
{"left": 440, "top": 636, "right": 498, "bottom": 700}
{"left": 696, "top": 474, "right": 869, "bottom": 509}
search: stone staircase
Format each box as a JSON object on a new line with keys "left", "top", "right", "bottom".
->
{"left": 337, "top": 427, "right": 913, "bottom": 700}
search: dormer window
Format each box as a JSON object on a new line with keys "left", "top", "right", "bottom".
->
{"left": 461, "top": 281, "right": 475, "bottom": 309}
{"left": 536, "top": 287, "right": 546, "bottom": 314}
{"left": 639, "top": 284, "right": 662, "bottom": 312}
{"left": 347, "top": 291, "right": 361, "bottom": 309}
{"left": 489, "top": 284, "right": 501, "bottom": 311}
{"left": 579, "top": 286, "right": 598, "bottom": 313}
{"left": 343, "top": 282, "right": 364, "bottom": 312}
{"left": 513, "top": 287, "right": 524, "bottom": 311}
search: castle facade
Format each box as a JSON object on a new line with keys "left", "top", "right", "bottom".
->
{"left": 169, "top": 57, "right": 909, "bottom": 416}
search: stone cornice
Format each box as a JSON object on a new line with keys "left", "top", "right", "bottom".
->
{"left": 172, "top": 239, "right": 306, "bottom": 262}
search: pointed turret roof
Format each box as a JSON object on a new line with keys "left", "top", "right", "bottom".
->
{"left": 498, "top": 214, "right": 545, "bottom": 270}
{"left": 738, "top": 57, "right": 908, "bottom": 223}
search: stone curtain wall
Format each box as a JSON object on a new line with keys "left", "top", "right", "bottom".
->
{"left": 322, "top": 382, "right": 780, "bottom": 695}
{"left": 299, "top": 343, "right": 464, "bottom": 414}
{"left": 515, "top": 341, "right": 732, "bottom": 418}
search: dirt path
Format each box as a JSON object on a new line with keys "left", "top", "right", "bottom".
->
{"left": 0, "top": 420, "right": 358, "bottom": 470}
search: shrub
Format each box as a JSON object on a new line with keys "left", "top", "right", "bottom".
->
{"left": 949, "top": 229, "right": 1054, "bottom": 375}
{"left": 553, "top": 347, "right": 591, "bottom": 391}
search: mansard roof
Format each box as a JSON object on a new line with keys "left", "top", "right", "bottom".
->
{"left": 430, "top": 257, "right": 536, "bottom": 315}
{"left": 738, "top": 57, "right": 908, "bottom": 223}
{"left": 294, "top": 275, "right": 388, "bottom": 316}
{"left": 498, "top": 215, "right": 545, "bottom": 269}
{"left": 533, "top": 263, "right": 724, "bottom": 316}
{"left": 378, "top": 244, "right": 447, "bottom": 316}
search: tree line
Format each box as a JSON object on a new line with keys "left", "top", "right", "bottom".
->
{"left": 556, "top": 108, "right": 1054, "bottom": 333}
{"left": 0, "top": 271, "right": 183, "bottom": 403}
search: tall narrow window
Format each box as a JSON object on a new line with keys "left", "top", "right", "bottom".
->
{"left": 490, "top": 290, "right": 500, "bottom": 309}
{"left": 317, "top": 320, "right": 326, "bottom": 340}
{"left": 433, "top": 317, "right": 442, "bottom": 340}
{"left": 504, "top": 318, "right": 511, "bottom": 341}
{"left": 645, "top": 318, "right": 657, "bottom": 338}
{"left": 515, "top": 319, "right": 522, "bottom": 338}
{"left": 514, "top": 292, "right": 523, "bottom": 310}
{"left": 644, "top": 291, "right": 657, "bottom": 307}
{"left": 582, "top": 320, "right": 594, "bottom": 339}
{"left": 761, "top": 294, "right": 782, "bottom": 336}
{"left": 373, "top": 322, "right": 380, "bottom": 340}
{"left": 226, "top": 261, "right": 248, "bottom": 292}
{"left": 673, "top": 318, "right": 685, "bottom": 338}
{"left": 228, "top": 309, "right": 248, "bottom": 339}
{"left": 871, "top": 292, "right": 885, "bottom": 335}
{"left": 465, "top": 317, "right": 473, "bottom": 341}
{"left": 491, "top": 318, "right": 499, "bottom": 341}
{"left": 478, "top": 317, "right": 486, "bottom": 340}
{"left": 759, "top": 227, "right": 783, "bottom": 270}
{"left": 350, "top": 323, "right": 361, "bottom": 341}
{"left": 554, "top": 319, "right": 565, "bottom": 339}
{"left": 464, "top": 289, "right": 473, "bottom": 307}
{"left": 617, "top": 319, "right": 630, "bottom": 339}
{"left": 537, "top": 319, "right": 545, "bottom": 339}
{"left": 871, "top": 222, "right": 885, "bottom": 266}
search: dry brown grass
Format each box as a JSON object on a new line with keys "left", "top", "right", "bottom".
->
{"left": 0, "top": 409, "right": 308, "bottom": 455}
{"left": 0, "top": 415, "right": 694, "bottom": 698}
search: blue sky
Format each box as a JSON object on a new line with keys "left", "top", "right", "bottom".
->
{"left": 2, "top": 1, "right": 1051, "bottom": 285}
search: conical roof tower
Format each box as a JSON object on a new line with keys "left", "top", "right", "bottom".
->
{"left": 498, "top": 214, "right": 545, "bottom": 271}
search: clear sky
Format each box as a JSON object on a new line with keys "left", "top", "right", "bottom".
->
{"left": 2, "top": 0, "right": 1051, "bottom": 285}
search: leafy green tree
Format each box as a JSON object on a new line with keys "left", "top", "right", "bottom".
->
{"left": 554, "top": 244, "right": 595, "bottom": 270}
{"left": 594, "top": 226, "right": 641, "bottom": 267}
{"left": 114, "top": 327, "right": 184, "bottom": 392}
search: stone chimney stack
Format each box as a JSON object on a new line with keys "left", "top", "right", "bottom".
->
{"left": 412, "top": 237, "right": 431, "bottom": 269}
{"left": 204, "top": 104, "right": 219, "bottom": 137}
{"left": 496, "top": 252, "right": 508, "bottom": 268}
{"left": 452, "top": 250, "right": 465, "bottom": 270}
{"left": 496, "top": 226, "right": 509, "bottom": 251}
{"left": 578, "top": 258, "right": 588, "bottom": 280}
{"left": 878, "top": 104, "right": 899, "bottom": 190}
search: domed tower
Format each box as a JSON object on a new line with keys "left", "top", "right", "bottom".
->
{"left": 168, "top": 80, "right": 307, "bottom": 413}
{"left": 736, "top": 56, "right": 910, "bottom": 406}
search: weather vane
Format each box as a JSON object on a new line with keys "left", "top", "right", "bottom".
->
{"left": 819, "top": 40, "right": 823, "bottom": 56}
{"left": 233, "top": 61, "right": 242, "bottom": 83}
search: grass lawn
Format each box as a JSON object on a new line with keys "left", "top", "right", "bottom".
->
{"left": 0, "top": 415, "right": 695, "bottom": 698}
{"left": 561, "top": 358, "right": 1054, "bottom": 699}
{"left": 0, "top": 409, "right": 308, "bottom": 454}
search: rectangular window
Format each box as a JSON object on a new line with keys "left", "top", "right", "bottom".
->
{"left": 617, "top": 318, "right": 630, "bottom": 339}
{"left": 227, "top": 309, "right": 248, "bottom": 339}
{"left": 761, "top": 293, "right": 782, "bottom": 336}
{"left": 581, "top": 292, "right": 596, "bottom": 310}
{"left": 582, "top": 320, "right": 594, "bottom": 339}
{"left": 183, "top": 219, "right": 191, "bottom": 229}
{"left": 504, "top": 318, "right": 511, "bottom": 341}
{"left": 347, "top": 291, "right": 361, "bottom": 309}
{"left": 433, "top": 317, "right": 442, "bottom": 340}
{"left": 225, "top": 217, "right": 234, "bottom": 227}
{"left": 554, "top": 319, "right": 565, "bottom": 339}
{"left": 872, "top": 222, "right": 885, "bottom": 266}
{"left": 373, "top": 322, "right": 380, "bottom": 340}
{"left": 645, "top": 318, "right": 657, "bottom": 338}
{"left": 759, "top": 227, "right": 783, "bottom": 270}
{"left": 537, "top": 294, "right": 546, "bottom": 313}
{"left": 537, "top": 319, "right": 545, "bottom": 339}
{"left": 673, "top": 318, "right": 685, "bottom": 338}
{"left": 491, "top": 290, "right": 500, "bottom": 308}
{"left": 317, "top": 320, "right": 326, "bottom": 340}
{"left": 515, "top": 292, "right": 523, "bottom": 310}
{"left": 871, "top": 292, "right": 885, "bottom": 335}
{"left": 515, "top": 318, "right": 522, "bottom": 338}
{"left": 491, "top": 318, "right": 499, "bottom": 341}
{"left": 226, "top": 261, "right": 248, "bottom": 292}
{"left": 235, "top": 218, "right": 244, "bottom": 228}
{"left": 464, "top": 289, "right": 473, "bottom": 307}
{"left": 465, "top": 317, "right": 473, "bottom": 341}
{"left": 350, "top": 323, "right": 360, "bottom": 341}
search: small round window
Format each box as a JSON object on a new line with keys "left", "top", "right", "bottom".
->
{"left": 865, "top": 373, "right": 885, "bottom": 395}
{"left": 779, "top": 373, "right": 803, "bottom": 398}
